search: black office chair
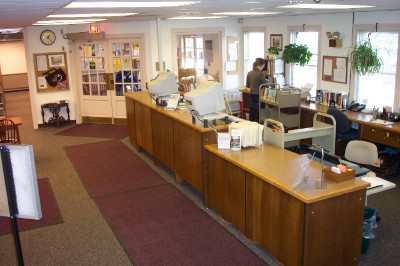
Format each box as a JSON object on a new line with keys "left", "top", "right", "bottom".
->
{"left": 327, "top": 108, "right": 359, "bottom": 141}
{"left": 327, "top": 108, "right": 358, "bottom": 155}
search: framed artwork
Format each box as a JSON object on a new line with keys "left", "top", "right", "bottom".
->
{"left": 270, "top": 34, "right": 283, "bottom": 50}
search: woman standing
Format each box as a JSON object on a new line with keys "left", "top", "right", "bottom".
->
{"left": 246, "top": 58, "right": 268, "bottom": 122}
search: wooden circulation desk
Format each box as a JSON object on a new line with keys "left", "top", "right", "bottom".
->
{"left": 125, "top": 91, "right": 228, "bottom": 193}
{"left": 301, "top": 102, "right": 400, "bottom": 149}
{"left": 204, "top": 144, "right": 369, "bottom": 266}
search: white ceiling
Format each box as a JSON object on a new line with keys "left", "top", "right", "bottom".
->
{"left": 0, "top": 0, "right": 400, "bottom": 30}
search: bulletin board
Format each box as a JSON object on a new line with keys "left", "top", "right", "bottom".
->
{"left": 322, "top": 56, "right": 348, "bottom": 84}
{"left": 33, "top": 52, "right": 69, "bottom": 92}
{"left": 226, "top": 36, "right": 238, "bottom": 74}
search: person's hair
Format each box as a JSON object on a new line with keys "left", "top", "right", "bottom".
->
{"left": 253, "top": 58, "right": 266, "bottom": 70}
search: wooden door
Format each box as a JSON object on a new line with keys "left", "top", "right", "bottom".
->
{"left": 108, "top": 38, "right": 144, "bottom": 124}
{"left": 75, "top": 37, "right": 144, "bottom": 124}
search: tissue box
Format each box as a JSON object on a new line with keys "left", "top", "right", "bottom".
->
{"left": 323, "top": 168, "right": 355, "bottom": 182}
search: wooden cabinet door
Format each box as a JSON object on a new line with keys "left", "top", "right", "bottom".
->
{"left": 151, "top": 110, "right": 175, "bottom": 171}
{"left": 134, "top": 102, "right": 152, "bottom": 155}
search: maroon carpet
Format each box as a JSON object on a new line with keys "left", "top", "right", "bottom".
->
{"left": 0, "top": 178, "right": 63, "bottom": 235}
{"left": 56, "top": 123, "right": 128, "bottom": 139}
{"left": 65, "top": 139, "right": 265, "bottom": 264}
{"left": 96, "top": 184, "right": 266, "bottom": 265}
{"left": 64, "top": 140, "right": 166, "bottom": 198}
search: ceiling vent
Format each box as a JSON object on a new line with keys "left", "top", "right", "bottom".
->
{"left": 0, "top": 32, "right": 23, "bottom": 42}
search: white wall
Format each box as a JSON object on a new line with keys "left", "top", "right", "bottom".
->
{"left": 0, "top": 41, "right": 27, "bottom": 74}
{"left": 22, "top": 10, "right": 400, "bottom": 128}
{"left": 242, "top": 10, "right": 400, "bottom": 95}
{"left": 24, "top": 21, "right": 156, "bottom": 128}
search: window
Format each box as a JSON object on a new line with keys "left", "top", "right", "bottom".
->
{"left": 181, "top": 35, "right": 205, "bottom": 76}
{"left": 353, "top": 31, "right": 399, "bottom": 110}
{"left": 243, "top": 31, "right": 265, "bottom": 85}
{"left": 288, "top": 26, "right": 320, "bottom": 95}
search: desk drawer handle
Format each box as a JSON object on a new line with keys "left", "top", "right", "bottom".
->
{"left": 386, "top": 132, "right": 390, "bottom": 137}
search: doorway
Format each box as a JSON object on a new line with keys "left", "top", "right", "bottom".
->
{"left": 172, "top": 28, "right": 223, "bottom": 84}
{"left": 73, "top": 36, "right": 145, "bottom": 124}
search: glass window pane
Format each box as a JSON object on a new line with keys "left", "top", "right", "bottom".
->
{"left": 290, "top": 31, "right": 319, "bottom": 94}
{"left": 355, "top": 32, "right": 398, "bottom": 109}
{"left": 243, "top": 32, "right": 265, "bottom": 85}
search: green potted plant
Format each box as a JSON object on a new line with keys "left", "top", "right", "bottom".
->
{"left": 267, "top": 45, "right": 281, "bottom": 59}
{"left": 348, "top": 40, "right": 382, "bottom": 76}
{"left": 282, "top": 43, "right": 312, "bottom": 66}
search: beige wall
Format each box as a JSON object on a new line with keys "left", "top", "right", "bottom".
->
{"left": 0, "top": 41, "right": 27, "bottom": 74}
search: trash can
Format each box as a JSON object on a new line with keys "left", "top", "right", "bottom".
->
{"left": 362, "top": 207, "right": 377, "bottom": 254}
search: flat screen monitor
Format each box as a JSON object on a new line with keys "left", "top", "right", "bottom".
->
{"left": 147, "top": 71, "right": 178, "bottom": 96}
{"left": 184, "top": 81, "right": 225, "bottom": 116}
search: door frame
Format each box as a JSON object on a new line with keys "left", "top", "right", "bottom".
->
{"left": 172, "top": 28, "right": 224, "bottom": 86}
{"left": 70, "top": 33, "right": 146, "bottom": 124}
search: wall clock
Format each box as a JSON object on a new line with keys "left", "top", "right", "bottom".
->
{"left": 40, "top": 30, "right": 56, "bottom": 45}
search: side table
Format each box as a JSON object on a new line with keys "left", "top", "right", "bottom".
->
{"left": 41, "top": 102, "right": 70, "bottom": 127}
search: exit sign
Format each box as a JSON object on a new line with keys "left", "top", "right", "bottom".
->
{"left": 89, "top": 24, "right": 100, "bottom": 33}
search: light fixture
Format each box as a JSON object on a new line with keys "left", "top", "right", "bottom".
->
{"left": 48, "top": 13, "right": 137, "bottom": 18}
{"left": 168, "top": 16, "right": 225, "bottom": 20}
{"left": 211, "top": 12, "right": 281, "bottom": 16}
{"left": 277, "top": 4, "right": 374, "bottom": 9}
{"left": 66, "top": 1, "right": 200, "bottom": 8}
{"left": 34, "top": 19, "right": 106, "bottom": 25}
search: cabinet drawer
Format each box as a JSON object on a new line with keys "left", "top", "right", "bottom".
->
{"left": 361, "top": 125, "right": 400, "bottom": 149}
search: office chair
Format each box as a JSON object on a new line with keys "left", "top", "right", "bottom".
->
{"left": 344, "top": 140, "right": 381, "bottom": 221}
{"left": 0, "top": 118, "right": 20, "bottom": 144}
{"left": 327, "top": 108, "right": 359, "bottom": 141}
{"left": 345, "top": 140, "right": 379, "bottom": 167}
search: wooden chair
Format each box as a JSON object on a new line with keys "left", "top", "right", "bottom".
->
{"left": 0, "top": 118, "right": 20, "bottom": 144}
{"left": 178, "top": 68, "right": 196, "bottom": 93}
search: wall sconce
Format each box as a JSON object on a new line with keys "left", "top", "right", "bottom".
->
{"left": 326, "top": 31, "right": 342, "bottom": 48}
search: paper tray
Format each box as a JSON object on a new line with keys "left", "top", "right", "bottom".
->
{"left": 324, "top": 168, "right": 355, "bottom": 182}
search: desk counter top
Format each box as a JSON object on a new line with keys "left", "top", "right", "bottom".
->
{"left": 205, "top": 143, "right": 369, "bottom": 204}
{"left": 125, "top": 91, "right": 229, "bottom": 132}
{"left": 301, "top": 101, "right": 400, "bottom": 133}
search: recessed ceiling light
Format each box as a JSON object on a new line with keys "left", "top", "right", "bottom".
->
{"left": 48, "top": 13, "right": 137, "bottom": 18}
{"left": 212, "top": 12, "right": 281, "bottom": 16}
{"left": 35, "top": 19, "right": 106, "bottom": 25}
{"left": 66, "top": 1, "right": 200, "bottom": 8}
{"left": 168, "top": 16, "right": 225, "bottom": 20}
{"left": 277, "top": 4, "right": 374, "bottom": 9}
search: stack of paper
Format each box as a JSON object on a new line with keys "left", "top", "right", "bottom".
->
{"left": 229, "top": 121, "right": 263, "bottom": 148}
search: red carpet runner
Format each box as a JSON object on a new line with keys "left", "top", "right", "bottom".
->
{"left": 0, "top": 178, "right": 63, "bottom": 235}
{"left": 65, "top": 139, "right": 266, "bottom": 265}
{"left": 56, "top": 123, "right": 128, "bottom": 139}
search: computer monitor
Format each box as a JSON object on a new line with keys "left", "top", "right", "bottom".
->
{"left": 146, "top": 71, "right": 178, "bottom": 96}
{"left": 184, "top": 81, "right": 225, "bottom": 116}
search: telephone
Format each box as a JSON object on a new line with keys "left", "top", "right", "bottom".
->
{"left": 348, "top": 101, "right": 366, "bottom": 112}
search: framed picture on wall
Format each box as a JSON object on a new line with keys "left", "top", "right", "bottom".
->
{"left": 270, "top": 34, "right": 283, "bottom": 50}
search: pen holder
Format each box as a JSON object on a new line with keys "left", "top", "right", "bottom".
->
{"left": 323, "top": 168, "right": 355, "bottom": 182}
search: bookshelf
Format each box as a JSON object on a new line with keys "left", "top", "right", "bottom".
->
{"left": 259, "top": 87, "right": 301, "bottom": 146}
{"left": 0, "top": 65, "right": 5, "bottom": 118}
